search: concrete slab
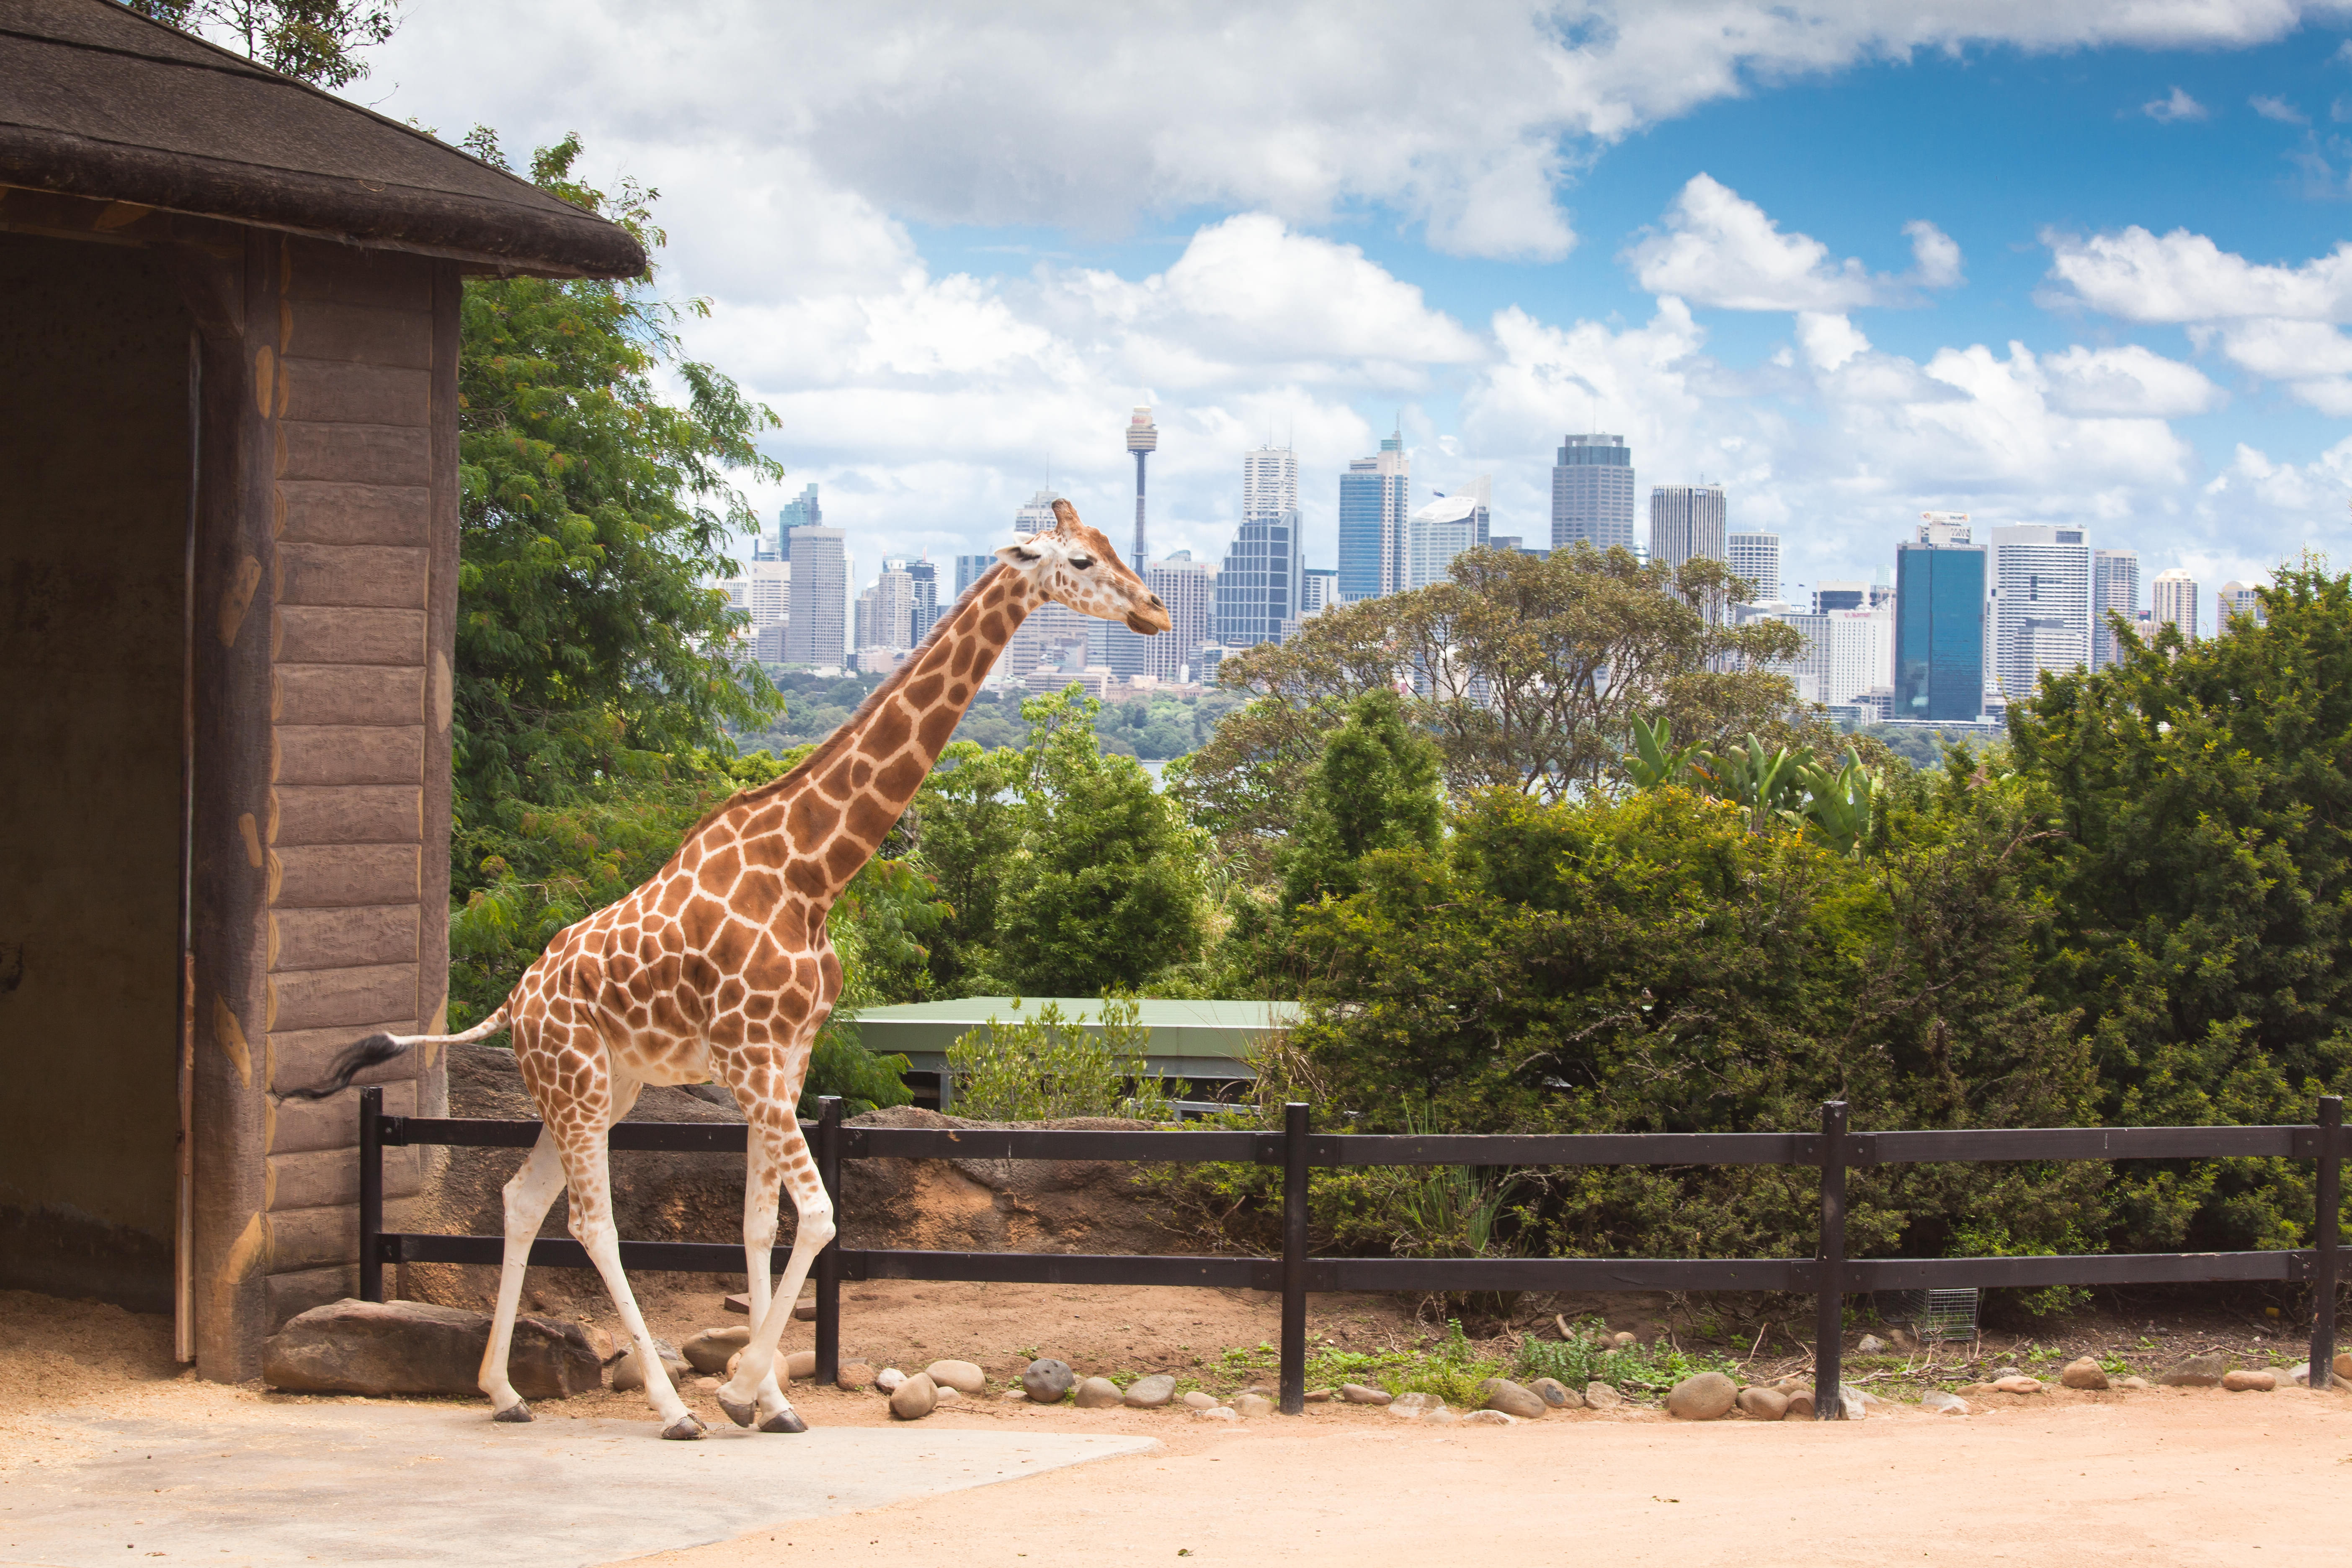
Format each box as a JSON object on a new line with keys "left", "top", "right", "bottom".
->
{"left": 0, "top": 1404, "right": 1156, "bottom": 1568}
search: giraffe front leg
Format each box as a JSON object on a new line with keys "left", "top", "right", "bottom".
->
{"left": 717, "top": 1127, "right": 791, "bottom": 1430}
{"left": 720, "top": 1115, "right": 833, "bottom": 1433}
{"left": 477, "top": 1131, "right": 567, "bottom": 1421}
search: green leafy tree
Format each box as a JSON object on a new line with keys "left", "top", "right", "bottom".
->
{"left": 125, "top": 0, "right": 398, "bottom": 88}
{"left": 1279, "top": 688, "right": 1444, "bottom": 913}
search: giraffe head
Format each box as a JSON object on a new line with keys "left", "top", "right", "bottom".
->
{"left": 996, "top": 498, "right": 1171, "bottom": 634}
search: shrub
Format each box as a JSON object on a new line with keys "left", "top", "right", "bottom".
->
{"left": 945, "top": 993, "right": 1181, "bottom": 1122}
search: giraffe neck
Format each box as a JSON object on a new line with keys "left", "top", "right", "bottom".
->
{"left": 718, "top": 562, "right": 1042, "bottom": 908}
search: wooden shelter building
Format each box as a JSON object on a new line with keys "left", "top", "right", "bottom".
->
{"left": 0, "top": 0, "right": 643, "bottom": 1378}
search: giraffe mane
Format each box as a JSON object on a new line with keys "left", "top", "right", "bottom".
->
{"left": 682, "top": 560, "right": 1011, "bottom": 841}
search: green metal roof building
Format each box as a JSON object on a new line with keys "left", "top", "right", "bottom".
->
{"left": 852, "top": 996, "right": 1296, "bottom": 1109}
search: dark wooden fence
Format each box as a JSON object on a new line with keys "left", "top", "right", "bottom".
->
{"left": 358, "top": 1091, "right": 2344, "bottom": 1418}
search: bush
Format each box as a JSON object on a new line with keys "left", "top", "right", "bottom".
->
{"left": 944, "top": 993, "right": 1181, "bottom": 1121}
{"left": 1515, "top": 1319, "right": 1736, "bottom": 1396}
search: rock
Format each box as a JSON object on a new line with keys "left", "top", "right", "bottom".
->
{"left": 1073, "top": 1377, "right": 1123, "bottom": 1409}
{"left": 725, "top": 1292, "right": 751, "bottom": 1315}
{"left": 1843, "top": 1384, "right": 1884, "bottom": 1411}
{"left": 694, "top": 1375, "right": 721, "bottom": 1391}
{"left": 1124, "top": 1374, "right": 1177, "bottom": 1408}
{"left": 2339, "top": 1351, "right": 2352, "bottom": 1379}
{"left": 1919, "top": 1390, "right": 1969, "bottom": 1415}
{"left": 1736, "top": 1386, "right": 1789, "bottom": 1420}
{"left": 1420, "top": 1407, "right": 1461, "bottom": 1425}
{"left": 1304, "top": 1388, "right": 1335, "bottom": 1403}
{"left": 795, "top": 1301, "right": 817, "bottom": 1322}
{"left": 1181, "top": 1390, "right": 1220, "bottom": 1410}
{"left": 1233, "top": 1393, "right": 1274, "bottom": 1418}
{"left": 1528, "top": 1377, "right": 1583, "bottom": 1410}
{"left": 582, "top": 1322, "right": 619, "bottom": 1364}
{"left": 2060, "top": 1357, "right": 2108, "bottom": 1390}
{"left": 1890, "top": 1327, "right": 1919, "bottom": 1352}
{"left": 875, "top": 1366, "right": 906, "bottom": 1393}
{"left": 263, "top": 1299, "right": 604, "bottom": 1399}
{"left": 1611, "top": 1331, "right": 1638, "bottom": 1348}
{"left": 837, "top": 1361, "right": 877, "bottom": 1391}
{"left": 2117, "top": 1376, "right": 2151, "bottom": 1390}
{"left": 1855, "top": 1334, "right": 1888, "bottom": 1355}
{"left": 1193, "top": 1406, "right": 1238, "bottom": 1422}
{"left": 925, "top": 1359, "right": 988, "bottom": 1397}
{"left": 1000, "top": 1387, "right": 1030, "bottom": 1400}
{"left": 1476, "top": 1378, "right": 1548, "bottom": 1419}
{"left": 785, "top": 1349, "right": 816, "bottom": 1381}
{"left": 1990, "top": 1366, "right": 2023, "bottom": 1380}
{"left": 889, "top": 1372, "right": 938, "bottom": 1420}
{"left": 1784, "top": 1391, "right": 1815, "bottom": 1419}
{"left": 2222, "top": 1368, "right": 2276, "bottom": 1392}
{"left": 1954, "top": 1382, "right": 1999, "bottom": 1399}
{"left": 1666, "top": 1372, "right": 1737, "bottom": 1421}
{"left": 1991, "top": 1376, "right": 2043, "bottom": 1394}
{"left": 1021, "top": 1358, "right": 1076, "bottom": 1403}
{"left": 1583, "top": 1382, "right": 1625, "bottom": 1411}
{"left": 935, "top": 1385, "right": 962, "bottom": 1404}
{"left": 1462, "top": 1409, "right": 1517, "bottom": 1426}
{"left": 610, "top": 1340, "right": 688, "bottom": 1394}
{"left": 682, "top": 1326, "right": 750, "bottom": 1374}
{"left": 1340, "top": 1383, "right": 1393, "bottom": 1406}
{"left": 2159, "top": 1354, "right": 2228, "bottom": 1388}
{"left": 1389, "top": 1391, "right": 1443, "bottom": 1416}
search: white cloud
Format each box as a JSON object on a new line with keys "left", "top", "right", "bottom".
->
{"left": 2044, "top": 226, "right": 2352, "bottom": 322}
{"left": 2251, "top": 93, "right": 2308, "bottom": 123}
{"left": 2143, "top": 85, "right": 2210, "bottom": 122}
{"left": 1625, "top": 175, "right": 1961, "bottom": 311}
{"left": 2040, "top": 344, "right": 2225, "bottom": 416}
{"left": 1795, "top": 312, "right": 1871, "bottom": 372}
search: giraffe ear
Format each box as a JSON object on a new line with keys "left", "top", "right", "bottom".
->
{"left": 995, "top": 541, "right": 1044, "bottom": 566}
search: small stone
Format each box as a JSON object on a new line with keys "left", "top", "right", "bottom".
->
{"left": 1890, "top": 1327, "right": 1919, "bottom": 1352}
{"left": 925, "top": 1359, "right": 987, "bottom": 1397}
{"left": 1021, "top": 1358, "right": 1076, "bottom": 1403}
{"left": 1389, "top": 1391, "right": 1442, "bottom": 1415}
{"left": 1990, "top": 1366, "right": 2023, "bottom": 1380}
{"left": 1124, "top": 1374, "right": 1177, "bottom": 1408}
{"left": 1736, "top": 1386, "right": 1788, "bottom": 1420}
{"left": 1476, "top": 1377, "right": 1548, "bottom": 1419}
{"left": 1192, "top": 1406, "right": 1238, "bottom": 1422}
{"left": 1419, "top": 1407, "right": 1460, "bottom": 1425}
{"left": 1303, "top": 1388, "right": 1335, "bottom": 1403}
{"left": 2338, "top": 1351, "right": 2352, "bottom": 1379}
{"left": 2222, "top": 1368, "right": 2275, "bottom": 1392}
{"left": 1992, "top": 1375, "right": 2043, "bottom": 1394}
{"left": 725, "top": 1292, "right": 751, "bottom": 1315}
{"left": 1233, "top": 1393, "right": 1274, "bottom": 1417}
{"left": 785, "top": 1349, "right": 815, "bottom": 1381}
{"left": 2159, "top": 1353, "right": 2227, "bottom": 1388}
{"left": 2060, "top": 1357, "right": 2108, "bottom": 1390}
{"left": 1855, "top": 1334, "right": 1888, "bottom": 1355}
{"left": 1665, "top": 1372, "right": 1737, "bottom": 1421}
{"left": 681, "top": 1326, "right": 750, "bottom": 1375}
{"left": 1954, "top": 1382, "right": 1999, "bottom": 1399}
{"left": 609, "top": 1340, "right": 688, "bottom": 1393}
{"left": 1181, "top": 1390, "right": 1220, "bottom": 1410}
{"left": 836, "top": 1361, "right": 877, "bottom": 1392}
{"left": 1784, "top": 1391, "right": 1815, "bottom": 1419}
{"left": 1610, "top": 1331, "right": 1638, "bottom": 1348}
{"left": 1583, "top": 1382, "right": 1625, "bottom": 1411}
{"left": 794, "top": 1301, "right": 816, "bottom": 1321}
{"left": 1339, "top": 1383, "right": 1392, "bottom": 1406}
{"left": 693, "top": 1375, "right": 721, "bottom": 1391}
{"left": 1920, "top": 1390, "right": 1969, "bottom": 1415}
{"left": 889, "top": 1371, "right": 938, "bottom": 1420}
{"left": 1527, "top": 1377, "right": 1583, "bottom": 1410}
{"left": 1843, "top": 1384, "right": 1883, "bottom": 1411}
{"left": 2117, "top": 1376, "right": 2151, "bottom": 1390}
{"left": 1073, "top": 1377, "right": 1123, "bottom": 1409}
{"left": 1461, "top": 1409, "right": 1516, "bottom": 1426}
{"left": 935, "top": 1385, "right": 961, "bottom": 1404}
{"left": 875, "top": 1367, "right": 906, "bottom": 1393}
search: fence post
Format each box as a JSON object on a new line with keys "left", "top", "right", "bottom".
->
{"left": 358, "top": 1086, "right": 384, "bottom": 1304}
{"left": 814, "top": 1096, "right": 843, "bottom": 1387}
{"left": 1280, "top": 1101, "right": 1310, "bottom": 1416}
{"left": 1814, "top": 1099, "right": 1848, "bottom": 1420}
{"left": 2313, "top": 1095, "right": 2342, "bottom": 1391}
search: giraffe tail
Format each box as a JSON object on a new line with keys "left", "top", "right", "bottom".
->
{"left": 278, "top": 1005, "right": 513, "bottom": 1101}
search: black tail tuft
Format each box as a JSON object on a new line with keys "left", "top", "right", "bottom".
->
{"left": 280, "top": 1032, "right": 411, "bottom": 1101}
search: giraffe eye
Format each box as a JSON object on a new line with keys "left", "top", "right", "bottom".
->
{"left": 1068, "top": 553, "right": 1095, "bottom": 570}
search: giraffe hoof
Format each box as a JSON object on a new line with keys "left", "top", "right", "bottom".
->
{"left": 717, "top": 1387, "right": 759, "bottom": 1428}
{"left": 759, "top": 1406, "right": 808, "bottom": 1434}
{"left": 491, "top": 1399, "right": 532, "bottom": 1424}
{"left": 661, "top": 1413, "right": 705, "bottom": 1442}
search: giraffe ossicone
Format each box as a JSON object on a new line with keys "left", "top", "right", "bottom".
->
{"left": 297, "top": 498, "right": 1168, "bottom": 1437}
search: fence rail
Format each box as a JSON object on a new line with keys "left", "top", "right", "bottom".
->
{"left": 358, "top": 1093, "right": 2345, "bottom": 1420}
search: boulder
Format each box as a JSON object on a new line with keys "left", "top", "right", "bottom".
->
{"left": 1461, "top": 1409, "right": 1516, "bottom": 1426}
{"left": 1181, "top": 1390, "right": 1220, "bottom": 1409}
{"left": 1583, "top": 1382, "right": 1625, "bottom": 1411}
{"left": 1303, "top": 1388, "right": 1335, "bottom": 1403}
{"left": 1735, "top": 1386, "right": 1788, "bottom": 1421}
{"left": 610, "top": 1340, "right": 688, "bottom": 1393}
{"left": 2060, "top": 1357, "right": 2109, "bottom": 1390}
{"left": 926, "top": 1359, "right": 988, "bottom": 1397}
{"left": 1475, "top": 1378, "right": 1548, "bottom": 1419}
{"left": 785, "top": 1349, "right": 816, "bottom": 1381}
{"left": 2222, "top": 1368, "right": 2276, "bottom": 1393}
{"left": 1991, "top": 1376, "right": 2043, "bottom": 1395}
{"left": 1124, "top": 1374, "right": 1177, "bottom": 1408}
{"left": 2117, "top": 1376, "right": 2151, "bottom": 1390}
{"left": 1340, "top": 1383, "right": 1393, "bottom": 1406}
{"left": 1233, "top": 1393, "right": 1274, "bottom": 1418}
{"left": 1073, "top": 1377, "right": 1124, "bottom": 1409}
{"left": 2159, "top": 1354, "right": 2228, "bottom": 1388}
{"left": 1855, "top": 1334, "right": 1888, "bottom": 1355}
{"left": 1021, "top": 1358, "right": 1077, "bottom": 1403}
{"left": 1783, "top": 1390, "right": 1816, "bottom": 1419}
{"left": 681, "top": 1326, "right": 750, "bottom": 1374}
{"left": 1528, "top": 1377, "right": 1583, "bottom": 1410}
{"left": 264, "top": 1299, "right": 601, "bottom": 1399}
{"left": 1665, "top": 1372, "right": 1737, "bottom": 1421}
{"left": 1919, "top": 1390, "right": 1969, "bottom": 1415}
{"left": 2340, "top": 1351, "right": 2352, "bottom": 1379}
{"left": 889, "top": 1371, "right": 939, "bottom": 1420}
{"left": 837, "top": 1361, "right": 877, "bottom": 1392}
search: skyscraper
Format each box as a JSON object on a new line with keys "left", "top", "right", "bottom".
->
{"left": 1989, "top": 524, "right": 2092, "bottom": 698}
{"left": 1550, "top": 433, "right": 1635, "bottom": 554}
{"left": 1014, "top": 489, "right": 1060, "bottom": 534}
{"left": 1338, "top": 433, "right": 1409, "bottom": 600}
{"left": 1894, "top": 514, "right": 1986, "bottom": 722}
{"left": 2151, "top": 567, "right": 2200, "bottom": 643}
{"left": 2218, "top": 580, "right": 2266, "bottom": 630}
{"left": 783, "top": 526, "right": 846, "bottom": 667}
{"left": 777, "top": 482, "right": 820, "bottom": 559}
{"left": 1215, "top": 444, "right": 1306, "bottom": 648}
{"left": 2091, "top": 548, "right": 2139, "bottom": 670}
{"left": 1407, "top": 492, "right": 1482, "bottom": 589}
{"left": 1126, "top": 405, "right": 1157, "bottom": 562}
{"left": 1299, "top": 567, "right": 1339, "bottom": 619}
{"left": 1727, "top": 532, "right": 1781, "bottom": 603}
{"left": 1147, "top": 553, "right": 1215, "bottom": 681}
{"left": 905, "top": 557, "right": 939, "bottom": 642}
{"left": 954, "top": 553, "right": 994, "bottom": 602}
{"left": 1649, "top": 485, "right": 1726, "bottom": 572}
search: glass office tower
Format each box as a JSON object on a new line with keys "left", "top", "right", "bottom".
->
{"left": 1894, "top": 516, "right": 1986, "bottom": 722}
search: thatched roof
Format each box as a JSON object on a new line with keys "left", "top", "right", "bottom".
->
{"left": 0, "top": 0, "right": 646, "bottom": 277}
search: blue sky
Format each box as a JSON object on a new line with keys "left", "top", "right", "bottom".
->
{"left": 361, "top": 1, "right": 2352, "bottom": 604}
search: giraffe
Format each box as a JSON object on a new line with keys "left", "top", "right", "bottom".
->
{"left": 294, "top": 499, "right": 1169, "bottom": 1439}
